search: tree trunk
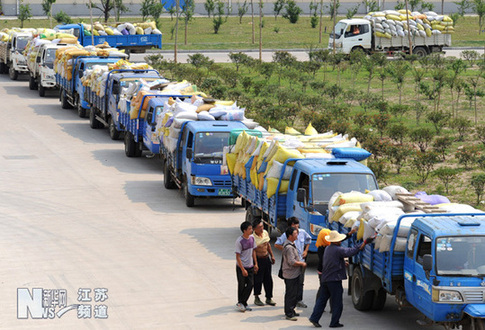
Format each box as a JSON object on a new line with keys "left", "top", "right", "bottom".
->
{"left": 185, "top": 20, "right": 188, "bottom": 45}
{"left": 319, "top": 0, "right": 323, "bottom": 43}
{"left": 259, "top": 0, "right": 262, "bottom": 62}
{"left": 251, "top": 0, "right": 255, "bottom": 44}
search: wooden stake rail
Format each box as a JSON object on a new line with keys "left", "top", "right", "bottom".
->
{"left": 395, "top": 193, "right": 447, "bottom": 213}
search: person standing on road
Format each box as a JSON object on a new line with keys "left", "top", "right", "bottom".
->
{"left": 252, "top": 218, "right": 277, "bottom": 307}
{"left": 309, "top": 231, "right": 374, "bottom": 328}
{"left": 282, "top": 226, "right": 307, "bottom": 321}
{"left": 275, "top": 217, "right": 311, "bottom": 308}
{"left": 235, "top": 221, "right": 258, "bottom": 312}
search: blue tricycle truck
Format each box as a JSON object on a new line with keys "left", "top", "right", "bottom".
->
{"left": 161, "top": 121, "right": 248, "bottom": 207}
{"left": 345, "top": 213, "right": 485, "bottom": 329}
{"left": 236, "top": 156, "right": 378, "bottom": 252}
{"left": 55, "top": 24, "right": 162, "bottom": 53}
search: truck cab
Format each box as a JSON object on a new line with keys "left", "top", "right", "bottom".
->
{"left": 164, "top": 121, "right": 248, "bottom": 207}
{"left": 32, "top": 43, "right": 65, "bottom": 96}
{"left": 403, "top": 215, "right": 485, "bottom": 327}
{"left": 287, "top": 159, "right": 377, "bottom": 250}
{"left": 9, "top": 32, "right": 31, "bottom": 80}
{"left": 328, "top": 19, "right": 372, "bottom": 54}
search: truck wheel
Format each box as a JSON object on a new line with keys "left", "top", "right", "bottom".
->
{"left": 9, "top": 66, "right": 18, "bottom": 80}
{"left": 163, "top": 161, "right": 176, "bottom": 189}
{"left": 351, "top": 268, "right": 374, "bottom": 311}
{"left": 371, "top": 288, "right": 387, "bottom": 310}
{"left": 60, "top": 90, "right": 71, "bottom": 109}
{"left": 413, "top": 46, "right": 428, "bottom": 57}
{"left": 124, "top": 132, "right": 140, "bottom": 157}
{"left": 463, "top": 317, "right": 485, "bottom": 330}
{"left": 38, "top": 85, "right": 45, "bottom": 97}
{"left": 0, "top": 62, "right": 6, "bottom": 74}
{"left": 76, "top": 95, "right": 87, "bottom": 118}
{"left": 109, "top": 117, "right": 121, "bottom": 140}
{"left": 183, "top": 179, "right": 195, "bottom": 207}
{"left": 29, "top": 76, "right": 37, "bottom": 90}
{"left": 89, "top": 107, "right": 102, "bottom": 129}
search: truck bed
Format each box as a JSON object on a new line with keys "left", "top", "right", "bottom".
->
{"left": 375, "top": 33, "right": 451, "bottom": 49}
{"left": 86, "top": 35, "right": 162, "bottom": 50}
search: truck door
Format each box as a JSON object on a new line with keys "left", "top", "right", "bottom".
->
{"left": 291, "top": 170, "right": 311, "bottom": 225}
{"left": 344, "top": 23, "right": 371, "bottom": 51}
{"left": 404, "top": 228, "right": 418, "bottom": 306}
{"left": 108, "top": 79, "right": 119, "bottom": 118}
{"left": 143, "top": 106, "right": 158, "bottom": 153}
{"left": 75, "top": 61, "right": 84, "bottom": 95}
{"left": 179, "top": 127, "right": 193, "bottom": 177}
{"left": 412, "top": 233, "right": 434, "bottom": 316}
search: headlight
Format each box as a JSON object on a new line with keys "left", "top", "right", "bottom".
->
{"left": 191, "top": 176, "right": 212, "bottom": 186}
{"left": 310, "top": 223, "right": 324, "bottom": 236}
{"left": 432, "top": 289, "right": 463, "bottom": 302}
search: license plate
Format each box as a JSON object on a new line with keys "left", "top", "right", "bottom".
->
{"left": 218, "top": 189, "right": 231, "bottom": 196}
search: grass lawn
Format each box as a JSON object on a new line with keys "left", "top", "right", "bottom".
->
{"left": 1, "top": 15, "right": 484, "bottom": 49}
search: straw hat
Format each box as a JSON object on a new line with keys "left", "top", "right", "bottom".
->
{"left": 325, "top": 230, "right": 347, "bottom": 243}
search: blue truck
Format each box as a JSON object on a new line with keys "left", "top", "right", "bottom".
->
{"left": 86, "top": 69, "right": 162, "bottom": 140}
{"left": 122, "top": 95, "right": 191, "bottom": 157}
{"left": 56, "top": 56, "right": 126, "bottom": 118}
{"left": 55, "top": 24, "right": 162, "bottom": 53}
{"left": 161, "top": 121, "right": 248, "bottom": 207}
{"left": 235, "top": 156, "right": 378, "bottom": 252}
{"left": 340, "top": 213, "right": 485, "bottom": 329}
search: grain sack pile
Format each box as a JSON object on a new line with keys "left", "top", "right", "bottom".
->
{"left": 81, "top": 21, "right": 162, "bottom": 36}
{"left": 227, "top": 125, "right": 371, "bottom": 198}
{"left": 328, "top": 186, "right": 483, "bottom": 253}
{"left": 364, "top": 10, "right": 454, "bottom": 39}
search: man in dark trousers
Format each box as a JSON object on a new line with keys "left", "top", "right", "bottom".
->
{"left": 309, "top": 230, "right": 374, "bottom": 328}
{"left": 252, "top": 218, "right": 276, "bottom": 307}
{"left": 235, "top": 221, "right": 258, "bottom": 312}
{"left": 282, "top": 227, "right": 307, "bottom": 321}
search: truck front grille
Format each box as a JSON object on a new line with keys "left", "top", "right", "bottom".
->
{"left": 464, "top": 291, "right": 484, "bottom": 302}
{"left": 213, "top": 180, "right": 231, "bottom": 187}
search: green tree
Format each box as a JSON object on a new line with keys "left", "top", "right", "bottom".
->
{"left": 433, "top": 136, "right": 453, "bottom": 161}
{"left": 411, "top": 151, "right": 439, "bottom": 184}
{"left": 446, "top": 58, "right": 467, "bottom": 117}
{"left": 42, "top": 0, "right": 56, "bottom": 27}
{"left": 411, "top": 127, "right": 434, "bottom": 152}
{"left": 450, "top": 117, "right": 472, "bottom": 141}
{"left": 310, "top": 0, "right": 319, "bottom": 28}
{"left": 205, "top": 0, "right": 215, "bottom": 17}
{"left": 454, "top": 0, "right": 472, "bottom": 16}
{"left": 346, "top": 4, "right": 359, "bottom": 18}
{"left": 372, "top": 113, "right": 391, "bottom": 138}
{"left": 414, "top": 102, "right": 429, "bottom": 125}
{"left": 433, "top": 168, "right": 459, "bottom": 194}
{"left": 213, "top": 0, "right": 226, "bottom": 33}
{"left": 388, "top": 144, "right": 413, "bottom": 174}
{"left": 182, "top": 0, "right": 195, "bottom": 45}
{"left": 187, "top": 53, "right": 214, "bottom": 69}
{"left": 471, "top": 174, "right": 485, "bottom": 205}
{"left": 90, "top": 0, "right": 115, "bottom": 23}
{"left": 18, "top": 1, "right": 32, "bottom": 28}
{"left": 472, "top": 0, "right": 485, "bottom": 34}
{"left": 426, "top": 110, "right": 451, "bottom": 134}
{"left": 141, "top": 0, "right": 154, "bottom": 20}
{"left": 273, "top": 0, "right": 285, "bottom": 20}
{"left": 113, "top": 0, "right": 129, "bottom": 22}
{"left": 238, "top": 0, "right": 249, "bottom": 23}
{"left": 53, "top": 10, "right": 73, "bottom": 24}
{"left": 283, "top": 0, "right": 302, "bottom": 23}
{"left": 389, "top": 60, "right": 410, "bottom": 105}
{"left": 456, "top": 145, "right": 481, "bottom": 169}
{"left": 387, "top": 123, "right": 409, "bottom": 145}
{"left": 476, "top": 125, "right": 485, "bottom": 145}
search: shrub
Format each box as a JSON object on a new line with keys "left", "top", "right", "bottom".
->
{"left": 387, "top": 143, "right": 413, "bottom": 174}
{"left": 455, "top": 145, "right": 481, "bottom": 169}
{"left": 450, "top": 117, "right": 472, "bottom": 141}
{"left": 432, "top": 168, "right": 459, "bottom": 194}
{"left": 471, "top": 174, "right": 485, "bottom": 205}
{"left": 410, "top": 127, "right": 434, "bottom": 153}
{"left": 433, "top": 136, "right": 453, "bottom": 161}
{"left": 411, "top": 151, "right": 440, "bottom": 184}
{"left": 282, "top": 0, "right": 302, "bottom": 24}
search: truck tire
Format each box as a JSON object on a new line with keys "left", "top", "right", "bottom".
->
{"left": 109, "top": 117, "right": 121, "bottom": 140}
{"left": 60, "top": 89, "right": 71, "bottom": 109}
{"left": 29, "top": 76, "right": 37, "bottom": 90}
{"left": 124, "top": 132, "right": 141, "bottom": 157}
{"left": 38, "top": 85, "right": 45, "bottom": 97}
{"left": 0, "top": 62, "right": 6, "bottom": 74}
{"left": 9, "top": 66, "right": 18, "bottom": 80}
{"left": 183, "top": 179, "right": 195, "bottom": 207}
{"left": 371, "top": 288, "right": 387, "bottom": 310}
{"left": 89, "top": 107, "right": 103, "bottom": 129}
{"left": 351, "top": 268, "right": 374, "bottom": 311}
{"left": 413, "top": 46, "right": 428, "bottom": 57}
{"left": 163, "top": 161, "right": 176, "bottom": 189}
{"left": 76, "top": 95, "right": 87, "bottom": 118}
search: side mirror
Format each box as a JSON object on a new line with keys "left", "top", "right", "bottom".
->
{"left": 186, "top": 148, "right": 192, "bottom": 159}
{"left": 423, "top": 254, "right": 433, "bottom": 272}
{"left": 146, "top": 111, "right": 153, "bottom": 124}
{"left": 297, "top": 188, "right": 306, "bottom": 204}
{"left": 112, "top": 84, "right": 119, "bottom": 95}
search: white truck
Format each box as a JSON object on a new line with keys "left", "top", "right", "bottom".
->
{"left": 27, "top": 43, "right": 66, "bottom": 97}
{"left": 0, "top": 32, "right": 32, "bottom": 80}
{"left": 329, "top": 18, "right": 451, "bottom": 57}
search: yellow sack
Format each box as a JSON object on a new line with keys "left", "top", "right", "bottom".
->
{"left": 357, "top": 219, "right": 365, "bottom": 240}
{"left": 105, "top": 28, "right": 114, "bottom": 35}
{"left": 417, "top": 23, "right": 424, "bottom": 31}
{"left": 196, "top": 104, "right": 215, "bottom": 113}
{"left": 215, "top": 100, "right": 235, "bottom": 106}
{"left": 331, "top": 203, "right": 362, "bottom": 222}
{"left": 250, "top": 169, "right": 259, "bottom": 189}
{"left": 333, "top": 192, "right": 373, "bottom": 206}
{"left": 60, "top": 38, "right": 78, "bottom": 44}
{"left": 234, "top": 131, "right": 247, "bottom": 153}
{"left": 285, "top": 127, "right": 301, "bottom": 135}
{"left": 425, "top": 28, "right": 432, "bottom": 37}
{"left": 226, "top": 153, "right": 237, "bottom": 175}
{"left": 266, "top": 178, "right": 289, "bottom": 198}
{"left": 272, "top": 147, "right": 303, "bottom": 164}
{"left": 92, "top": 29, "right": 100, "bottom": 36}
{"left": 135, "top": 27, "right": 144, "bottom": 35}
{"left": 305, "top": 122, "right": 318, "bottom": 136}
{"left": 384, "top": 32, "right": 392, "bottom": 39}
{"left": 398, "top": 9, "right": 411, "bottom": 15}
{"left": 258, "top": 172, "right": 265, "bottom": 191}
{"left": 386, "top": 14, "right": 401, "bottom": 21}
{"left": 375, "top": 31, "right": 386, "bottom": 38}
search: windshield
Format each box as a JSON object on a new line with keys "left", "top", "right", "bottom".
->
{"left": 44, "top": 48, "right": 57, "bottom": 68}
{"left": 330, "top": 22, "right": 347, "bottom": 39}
{"left": 436, "top": 236, "right": 485, "bottom": 276}
{"left": 312, "top": 173, "right": 377, "bottom": 204}
{"left": 16, "top": 37, "right": 29, "bottom": 50}
{"left": 194, "top": 132, "right": 229, "bottom": 164}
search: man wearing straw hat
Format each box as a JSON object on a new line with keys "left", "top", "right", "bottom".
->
{"left": 309, "top": 230, "right": 374, "bottom": 328}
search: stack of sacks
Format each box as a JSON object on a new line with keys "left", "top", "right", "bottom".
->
{"left": 0, "top": 28, "right": 35, "bottom": 42}
{"left": 24, "top": 33, "right": 78, "bottom": 72}
{"left": 82, "top": 21, "right": 162, "bottom": 36}
{"left": 436, "top": 203, "right": 484, "bottom": 213}
{"left": 329, "top": 191, "right": 374, "bottom": 224}
{"left": 364, "top": 9, "right": 454, "bottom": 39}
